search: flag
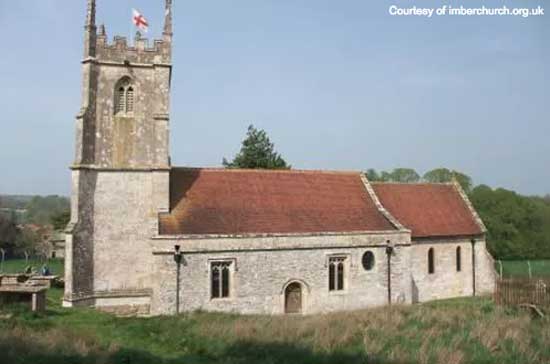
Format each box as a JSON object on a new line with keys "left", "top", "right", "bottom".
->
{"left": 132, "top": 9, "right": 149, "bottom": 33}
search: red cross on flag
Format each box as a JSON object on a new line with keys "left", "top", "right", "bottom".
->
{"left": 132, "top": 9, "right": 149, "bottom": 33}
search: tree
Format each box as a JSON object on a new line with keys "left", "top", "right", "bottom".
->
{"left": 0, "top": 214, "right": 19, "bottom": 257}
{"left": 25, "top": 195, "right": 70, "bottom": 226}
{"left": 388, "top": 168, "right": 420, "bottom": 183}
{"left": 423, "top": 168, "right": 473, "bottom": 193}
{"left": 223, "top": 125, "right": 291, "bottom": 169}
{"left": 364, "top": 168, "right": 419, "bottom": 183}
{"left": 469, "top": 185, "right": 550, "bottom": 259}
{"left": 365, "top": 169, "right": 381, "bottom": 181}
{"left": 51, "top": 210, "right": 70, "bottom": 231}
{"left": 15, "top": 226, "right": 39, "bottom": 258}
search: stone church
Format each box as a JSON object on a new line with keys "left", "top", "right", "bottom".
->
{"left": 64, "top": 0, "right": 496, "bottom": 315}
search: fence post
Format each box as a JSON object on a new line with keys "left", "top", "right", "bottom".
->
{"left": 527, "top": 260, "right": 532, "bottom": 279}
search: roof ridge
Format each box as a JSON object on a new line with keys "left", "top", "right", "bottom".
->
{"left": 171, "top": 166, "right": 361, "bottom": 175}
{"left": 370, "top": 181, "right": 455, "bottom": 186}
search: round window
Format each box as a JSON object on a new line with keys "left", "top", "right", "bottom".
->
{"left": 362, "top": 251, "right": 375, "bottom": 271}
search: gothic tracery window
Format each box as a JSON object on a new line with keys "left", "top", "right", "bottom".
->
{"left": 114, "top": 77, "right": 135, "bottom": 115}
{"left": 329, "top": 256, "right": 346, "bottom": 291}
{"left": 211, "top": 261, "right": 231, "bottom": 299}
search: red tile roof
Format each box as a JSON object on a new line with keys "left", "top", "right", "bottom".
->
{"left": 372, "top": 183, "right": 483, "bottom": 238}
{"left": 159, "top": 168, "right": 396, "bottom": 235}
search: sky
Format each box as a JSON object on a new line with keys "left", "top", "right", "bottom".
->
{"left": 0, "top": 0, "right": 548, "bottom": 196}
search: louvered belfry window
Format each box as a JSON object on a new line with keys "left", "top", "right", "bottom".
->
{"left": 126, "top": 87, "right": 134, "bottom": 113}
{"left": 114, "top": 77, "right": 134, "bottom": 115}
{"left": 116, "top": 87, "right": 126, "bottom": 114}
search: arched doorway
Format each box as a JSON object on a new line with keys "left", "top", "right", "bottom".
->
{"left": 284, "top": 282, "right": 302, "bottom": 314}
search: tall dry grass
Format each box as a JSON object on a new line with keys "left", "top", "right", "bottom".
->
{"left": 194, "top": 299, "right": 550, "bottom": 364}
{"left": 1, "top": 297, "right": 549, "bottom": 364}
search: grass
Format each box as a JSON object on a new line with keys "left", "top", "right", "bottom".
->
{"left": 0, "top": 289, "right": 549, "bottom": 364}
{"left": 0, "top": 258, "right": 64, "bottom": 276}
{"left": 495, "top": 260, "right": 550, "bottom": 278}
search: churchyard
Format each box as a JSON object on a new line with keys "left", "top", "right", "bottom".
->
{"left": 1, "top": 259, "right": 550, "bottom": 364}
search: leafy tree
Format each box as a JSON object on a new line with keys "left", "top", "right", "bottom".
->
{"left": 423, "top": 168, "right": 473, "bottom": 193}
{"left": 470, "top": 185, "right": 550, "bottom": 259}
{"left": 51, "top": 210, "right": 70, "bottom": 231}
{"left": 0, "top": 214, "right": 19, "bottom": 257}
{"left": 389, "top": 168, "right": 420, "bottom": 183}
{"left": 15, "top": 226, "right": 40, "bottom": 257}
{"left": 25, "top": 195, "right": 70, "bottom": 226}
{"left": 364, "top": 168, "right": 419, "bottom": 183}
{"left": 223, "top": 125, "right": 291, "bottom": 169}
{"left": 365, "top": 169, "right": 381, "bottom": 182}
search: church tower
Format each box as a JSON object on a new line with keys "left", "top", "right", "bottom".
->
{"left": 64, "top": 0, "right": 173, "bottom": 312}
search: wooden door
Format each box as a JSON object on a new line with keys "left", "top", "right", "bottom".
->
{"left": 285, "top": 282, "right": 302, "bottom": 314}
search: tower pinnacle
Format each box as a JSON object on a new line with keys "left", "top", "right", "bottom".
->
{"left": 164, "top": 0, "right": 173, "bottom": 37}
{"left": 84, "top": 0, "right": 97, "bottom": 58}
{"left": 86, "top": 0, "right": 96, "bottom": 28}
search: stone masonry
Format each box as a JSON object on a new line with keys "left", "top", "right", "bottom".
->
{"left": 65, "top": 0, "right": 496, "bottom": 316}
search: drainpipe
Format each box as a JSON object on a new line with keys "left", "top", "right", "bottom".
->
{"left": 386, "top": 240, "right": 394, "bottom": 305}
{"left": 471, "top": 239, "right": 476, "bottom": 297}
{"left": 174, "top": 245, "right": 183, "bottom": 314}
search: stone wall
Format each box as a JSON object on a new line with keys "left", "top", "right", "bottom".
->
{"left": 64, "top": 170, "right": 168, "bottom": 310}
{"left": 410, "top": 237, "right": 496, "bottom": 302}
{"left": 150, "top": 232, "right": 412, "bottom": 315}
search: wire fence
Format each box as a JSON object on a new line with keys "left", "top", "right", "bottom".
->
{"left": 494, "top": 260, "right": 550, "bottom": 279}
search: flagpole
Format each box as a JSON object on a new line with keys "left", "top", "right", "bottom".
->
{"left": 129, "top": 0, "right": 133, "bottom": 44}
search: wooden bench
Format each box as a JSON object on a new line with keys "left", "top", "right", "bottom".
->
{"left": 0, "top": 285, "right": 48, "bottom": 312}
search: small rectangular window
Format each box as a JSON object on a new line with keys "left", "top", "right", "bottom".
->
{"left": 428, "top": 248, "right": 435, "bottom": 274}
{"left": 456, "top": 246, "right": 462, "bottom": 272}
{"left": 328, "top": 257, "right": 346, "bottom": 291}
{"left": 211, "top": 261, "right": 231, "bottom": 299}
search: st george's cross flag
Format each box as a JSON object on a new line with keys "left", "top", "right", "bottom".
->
{"left": 132, "top": 9, "right": 149, "bottom": 32}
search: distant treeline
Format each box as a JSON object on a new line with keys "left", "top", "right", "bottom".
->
{"left": 366, "top": 168, "right": 550, "bottom": 260}
{"left": 0, "top": 195, "right": 70, "bottom": 259}
{"left": 0, "top": 195, "right": 69, "bottom": 226}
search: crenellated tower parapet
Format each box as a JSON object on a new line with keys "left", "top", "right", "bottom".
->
{"left": 94, "top": 28, "right": 172, "bottom": 65}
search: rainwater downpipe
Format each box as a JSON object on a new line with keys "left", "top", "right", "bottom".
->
{"left": 386, "top": 240, "right": 394, "bottom": 305}
{"left": 471, "top": 238, "right": 476, "bottom": 297}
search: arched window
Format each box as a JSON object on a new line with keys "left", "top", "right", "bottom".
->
{"left": 114, "top": 77, "right": 134, "bottom": 115}
{"left": 329, "top": 256, "right": 346, "bottom": 291}
{"left": 211, "top": 261, "right": 231, "bottom": 299}
{"left": 456, "top": 246, "right": 462, "bottom": 272}
{"left": 428, "top": 248, "right": 435, "bottom": 274}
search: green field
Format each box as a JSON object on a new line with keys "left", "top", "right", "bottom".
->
{"left": 496, "top": 260, "right": 550, "bottom": 278}
{"left": 1, "top": 289, "right": 549, "bottom": 364}
{"left": 0, "top": 258, "right": 64, "bottom": 276}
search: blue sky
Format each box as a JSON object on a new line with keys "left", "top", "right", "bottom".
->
{"left": 0, "top": 1, "right": 548, "bottom": 196}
